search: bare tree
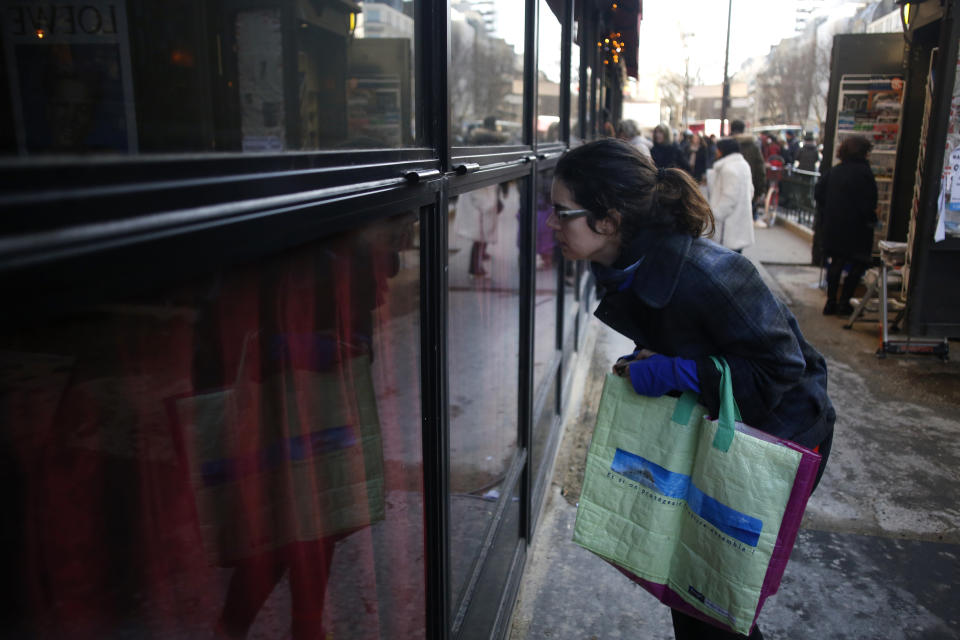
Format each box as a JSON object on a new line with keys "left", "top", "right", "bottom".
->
{"left": 754, "top": 27, "right": 833, "bottom": 130}
{"left": 658, "top": 71, "right": 686, "bottom": 129}
{"left": 809, "top": 33, "right": 832, "bottom": 131}
{"left": 756, "top": 44, "right": 811, "bottom": 124}
{"left": 450, "top": 20, "right": 517, "bottom": 138}
{"left": 473, "top": 38, "right": 516, "bottom": 120}
{"left": 450, "top": 21, "right": 476, "bottom": 132}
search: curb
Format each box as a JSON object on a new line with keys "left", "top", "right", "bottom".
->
{"left": 776, "top": 215, "right": 814, "bottom": 242}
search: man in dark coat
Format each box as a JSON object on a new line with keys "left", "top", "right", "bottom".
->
{"left": 796, "top": 132, "right": 820, "bottom": 172}
{"left": 783, "top": 131, "right": 800, "bottom": 165}
{"left": 814, "top": 135, "right": 878, "bottom": 315}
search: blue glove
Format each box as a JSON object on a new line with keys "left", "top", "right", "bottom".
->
{"left": 627, "top": 354, "right": 700, "bottom": 397}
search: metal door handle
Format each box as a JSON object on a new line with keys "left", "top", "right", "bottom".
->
{"left": 454, "top": 162, "right": 480, "bottom": 175}
{"left": 404, "top": 169, "right": 441, "bottom": 183}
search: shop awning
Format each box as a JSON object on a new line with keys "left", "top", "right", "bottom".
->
{"left": 545, "top": 0, "right": 643, "bottom": 78}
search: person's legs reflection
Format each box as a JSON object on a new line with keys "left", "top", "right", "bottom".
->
{"left": 216, "top": 536, "right": 340, "bottom": 639}
{"left": 216, "top": 550, "right": 287, "bottom": 638}
{"left": 289, "top": 538, "right": 338, "bottom": 639}
{"left": 469, "top": 241, "right": 488, "bottom": 277}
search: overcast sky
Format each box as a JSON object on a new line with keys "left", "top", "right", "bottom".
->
{"left": 638, "top": 0, "right": 801, "bottom": 83}
{"left": 485, "top": 0, "right": 870, "bottom": 86}
{"left": 489, "top": 0, "right": 804, "bottom": 84}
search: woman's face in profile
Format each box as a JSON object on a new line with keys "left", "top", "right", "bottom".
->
{"left": 547, "top": 179, "right": 621, "bottom": 266}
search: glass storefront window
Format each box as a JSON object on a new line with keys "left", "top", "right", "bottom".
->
{"left": 0, "top": 213, "right": 425, "bottom": 638}
{"left": 533, "top": 168, "right": 559, "bottom": 393}
{"left": 571, "top": 41, "right": 581, "bottom": 144}
{"left": 0, "top": 1, "right": 420, "bottom": 156}
{"left": 532, "top": 168, "right": 559, "bottom": 491}
{"left": 537, "top": 0, "right": 561, "bottom": 144}
{"left": 563, "top": 257, "right": 579, "bottom": 346}
{"left": 584, "top": 65, "right": 593, "bottom": 138}
{"left": 450, "top": 1, "right": 525, "bottom": 146}
{"left": 455, "top": 482, "right": 521, "bottom": 636}
{"left": 447, "top": 177, "right": 524, "bottom": 611}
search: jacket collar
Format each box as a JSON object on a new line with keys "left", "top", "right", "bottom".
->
{"left": 712, "top": 153, "right": 739, "bottom": 169}
{"left": 592, "top": 229, "right": 693, "bottom": 308}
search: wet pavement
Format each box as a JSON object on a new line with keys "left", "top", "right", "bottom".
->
{"left": 508, "top": 223, "right": 960, "bottom": 639}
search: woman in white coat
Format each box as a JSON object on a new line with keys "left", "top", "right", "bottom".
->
{"left": 455, "top": 183, "right": 503, "bottom": 277}
{"left": 707, "top": 137, "right": 755, "bottom": 253}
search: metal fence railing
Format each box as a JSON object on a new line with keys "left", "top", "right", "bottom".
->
{"left": 774, "top": 168, "right": 818, "bottom": 230}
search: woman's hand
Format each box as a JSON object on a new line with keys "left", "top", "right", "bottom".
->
{"left": 621, "top": 354, "right": 701, "bottom": 396}
{"left": 612, "top": 349, "right": 658, "bottom": 377}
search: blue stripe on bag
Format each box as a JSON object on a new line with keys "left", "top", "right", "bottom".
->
{"left": 611, "top": 447, "right": 691, "bottom": 498}
{"left": 686, "top": 485, "right": 762, "bottom": 547}
{"left": 611, "top": 448, "right": 762, "bottom": 547}
{"left": 200, "top": 425, "right": 358, "bottom": 487}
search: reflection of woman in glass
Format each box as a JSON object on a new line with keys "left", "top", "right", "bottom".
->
{"left": 185, "top": 224, "right": 404, "bottom": 638}
{"left": 456, "top": 184, "right": 504, "bottom": 278}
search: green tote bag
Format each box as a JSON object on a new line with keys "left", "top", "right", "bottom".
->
{"left": 573, "top": 357, "right": 821, "bottom": 635}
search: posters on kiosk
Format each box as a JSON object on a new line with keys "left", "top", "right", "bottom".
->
{"left": 2, "top": 1, "right": 138, "bottom": 154}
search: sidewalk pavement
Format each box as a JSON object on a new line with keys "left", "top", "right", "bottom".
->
{"left": 508, "top": 225, "right": 960, "bottom": 639}
{"left": 743, "top": 219, "right": 814, "bottom": 266}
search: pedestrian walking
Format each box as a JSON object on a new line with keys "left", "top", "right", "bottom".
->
{"left": 617, "top": 119, "right": 653, "bottom": 160}
{"left": 784, "top": 131, "right": 800, "bottom": 166}
{"left": 707, "top": 137, "right": 755, "bottom": 253}
{"left": 729, "top": 120, "right": 766, "bottom": 224}
{"left": 762, "top": 135, "right": 782, "bottom": 162}
{"left": 650, "top": 124, "right": 691, "bottom": 173}
{"left": 547, "top": 137, "right": 835, "bottom": 640}
{"left": 706, "top": 134, "right": 718, "bottom": 170}
{"left": 689, "top": 132, "right": 709, "bottom": 183}
{"left": 456, "top": 183, "right": 504, "bottom": 278}
{"left": 796, "top": 132, "right": 820, "bottom": 172}
{"left": 815, "top": 135, "right": 879, "bottom": 316}
{"left": 680, "top": 130, "right": 694, "bottom": 163}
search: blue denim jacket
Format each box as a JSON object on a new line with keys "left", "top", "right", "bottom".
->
{"left": 593, "top": 230, "right": 835, "bottom": 453}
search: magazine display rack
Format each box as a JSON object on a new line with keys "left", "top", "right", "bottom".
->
{"left": 833, "top": 74, "right": 905, "bottom": 257}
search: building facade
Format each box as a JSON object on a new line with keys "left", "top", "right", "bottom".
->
{"left": 0, "top": 0, "right": 641, "bottom": 638}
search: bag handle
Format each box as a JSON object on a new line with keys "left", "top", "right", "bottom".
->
{"left": 708, "top": 356, "right": 742, "bottom": 452}
{"left": 670, "top": 391, "right": 700, "bottom": 426}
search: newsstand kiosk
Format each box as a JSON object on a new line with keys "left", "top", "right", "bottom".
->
{"left": 822, "top": 1, "right": 960, "bottom": 359}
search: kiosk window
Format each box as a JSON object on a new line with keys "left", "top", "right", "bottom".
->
{"left": 0, "top": 1, "right": 421, "bottom": 155}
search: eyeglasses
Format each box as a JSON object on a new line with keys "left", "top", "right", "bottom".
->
{"left": 553, "top": 207, "right": 591, "bottom": 221}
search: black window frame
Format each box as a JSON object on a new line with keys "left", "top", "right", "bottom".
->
{"left": 0, "top": 0, "right": 588, "bottom": 637}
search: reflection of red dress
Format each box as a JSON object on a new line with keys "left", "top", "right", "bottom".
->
{"left": 194, "top": 244, "right": 387, "bottom": 638}
{"left": 23, "top": 306, "right": 206, "bottom": 637}
{"left": 4, "top": 223, "right": 423, "bottom": 638}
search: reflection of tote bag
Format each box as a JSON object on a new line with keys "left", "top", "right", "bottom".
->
{"left": 573, "top": 358, "right": 820, "bottom": 635}
{"left": 171, "top": 339, "right": 384, "bottom": 566}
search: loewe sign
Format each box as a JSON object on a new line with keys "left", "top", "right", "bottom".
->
{"left": 5, "top": 4, "right": 121, "bottom": 37}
